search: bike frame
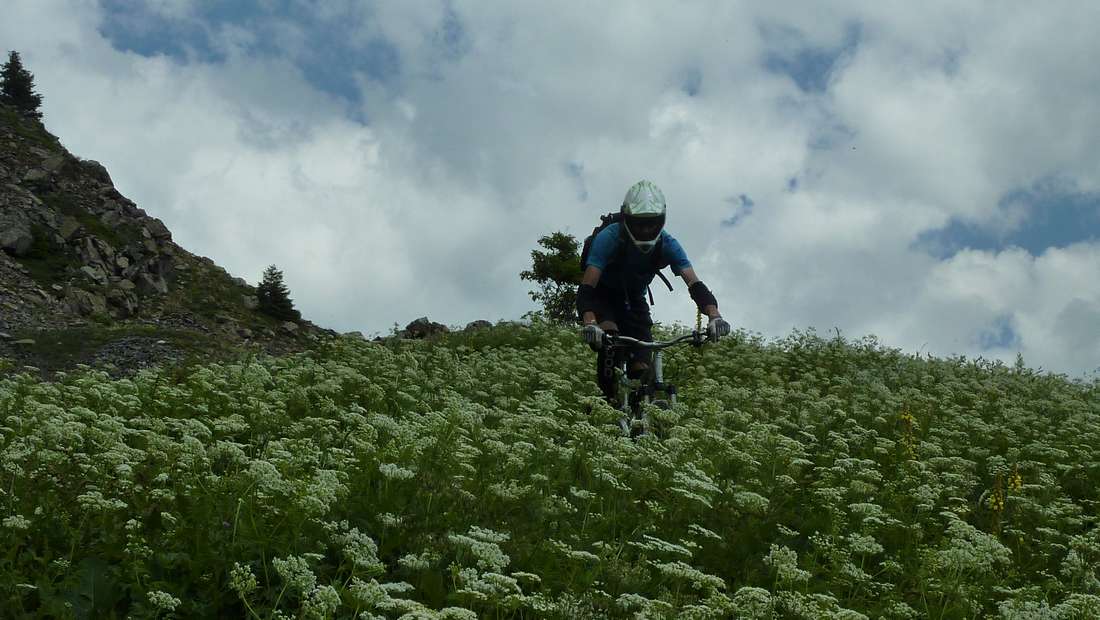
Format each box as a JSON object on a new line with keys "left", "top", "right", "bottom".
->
{"left": 602, "top": 331, "right": 704, "bottom": 436}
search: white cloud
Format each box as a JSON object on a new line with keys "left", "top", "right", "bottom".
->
{"left": 2, "top": 1, "right": 1099, "bottom": 373}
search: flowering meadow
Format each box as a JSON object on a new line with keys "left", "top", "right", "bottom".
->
{"left": 2, "top": 323, "right": 1099, "bottom": 619}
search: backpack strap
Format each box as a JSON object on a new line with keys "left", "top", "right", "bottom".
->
{"left": 654, "top": 270, "right": 673, "bottom": 292}
{"left": 605, "top": 227, "right": 674, "bottom": 304}
{"left": 651, "top": 236, "right": 673, "bottom": 293}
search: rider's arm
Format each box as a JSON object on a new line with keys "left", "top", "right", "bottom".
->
{"left": 679, "top": 268, "right": 721, "bottom": 319}
{"left": 578, "top": 266, "right": 601, "bottom": 325}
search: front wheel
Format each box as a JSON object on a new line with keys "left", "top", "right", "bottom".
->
{"left": 624, "top": 391, "right": 651, "bottom": 438}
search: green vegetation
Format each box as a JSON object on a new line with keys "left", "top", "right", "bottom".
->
{"left": 16, "top": 224, "right": 69, "bottom": 286}
{"left": 168, "top": 264, "right": 271, "bottom": 339}
{"left": 257, "top": 264, "right": 301, "bottom": 323}
{"left": 520, "top": 232, "right": 582, "bottom": 324}
{"left": 1, "top": 323, "right": 1098, "bottom": 618}
{"left": 0, "top": 103, "right": 58, "bottom": 149}
{"left": 0, "top": 51, "right": 43, "bottom": 120}
{"left": 174, "top": 266, "right": 242, "bottom": 320}
{"left": 39, "top": 192, "right": 142, "bottom": 252}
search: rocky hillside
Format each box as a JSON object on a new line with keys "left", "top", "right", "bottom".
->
{"left": 0, "top": 102, "right": 334, "bottom": 376}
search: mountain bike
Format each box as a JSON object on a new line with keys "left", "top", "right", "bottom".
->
{"left": 601, "top": 330, "right": 705, "bottom": 437}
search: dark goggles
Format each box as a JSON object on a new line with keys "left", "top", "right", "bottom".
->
{"left": 625, "top": 214, "right": 665, "bottom": 242}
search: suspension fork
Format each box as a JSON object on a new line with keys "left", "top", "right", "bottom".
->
{"left": 599, "top": 342, "right": 619, "bottom": 387}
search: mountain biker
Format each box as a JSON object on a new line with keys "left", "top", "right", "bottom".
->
{"left": 576, "top": 180, "right": 730, "bottom": 403}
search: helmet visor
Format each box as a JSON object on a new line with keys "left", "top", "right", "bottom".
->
{"left": 625, "top": 213, "right": 665, "bottom": 242}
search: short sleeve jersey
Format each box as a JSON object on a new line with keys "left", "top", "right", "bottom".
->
{"left": 586, "top": 223, "right": 692, "bottom": 298}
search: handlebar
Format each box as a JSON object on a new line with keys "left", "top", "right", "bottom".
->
{"left": 604, "top": 330, "right": 705, "bottom": 350}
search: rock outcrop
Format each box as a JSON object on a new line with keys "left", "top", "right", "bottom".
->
{"left": 0, "top": 101, "right": 330, "bottom": 376}
{"left": 403, "top": 317, "right": 450, "bottom": 339}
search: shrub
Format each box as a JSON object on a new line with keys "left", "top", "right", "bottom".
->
{"left": 256, "top": 264, "right": 301, "bottom": 322}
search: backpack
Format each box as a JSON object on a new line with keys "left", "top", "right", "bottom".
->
{"left": 579, "top": 212, "right": 673, "bottom": 304}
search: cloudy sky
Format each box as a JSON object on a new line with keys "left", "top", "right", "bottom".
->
{"left": 3, "top": 1, "right": 1099, "bottom": 376}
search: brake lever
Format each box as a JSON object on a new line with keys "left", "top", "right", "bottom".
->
{"left": 692, "top": 330, "right": 705, "bottom": 347}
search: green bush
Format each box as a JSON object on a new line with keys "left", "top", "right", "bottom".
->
{"left": 257, "top": 264, "right": 301, "bottom": 323}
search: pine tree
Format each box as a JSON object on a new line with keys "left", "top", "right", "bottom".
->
{"left": 520, "top": 232, "right": 583, "bottom": 324}
{"left": 0, "top": 51, "right": 43, "bottom": 119}
{"left": 256, "top": 264, "right": 301, "bottom": 322}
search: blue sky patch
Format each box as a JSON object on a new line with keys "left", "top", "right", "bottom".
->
{"left": 434, "top": 5, "right": 471, "bottom": 61}
{"left": 96, "top": 0, "right": 403, "bottom": 103}
{"left": 941, "top": 46, "right": 964, "bottom": 77}
{"left": 97, "top": 0, "right": 221, "bottom": 61}
{"left": 761, "top": 21, "right": 861, "bottom": 93}
{"left": 977, "top": 315, "right": 1021, "bottom": 351}
{"left": 809, "top": 121, "right": 857, "bottom": 151}
{"left": 564, "top": 161, "right": 588, "bottom": 202}
{"left": 915, "top": 177, "right": 1100, "bottom": 258}
{"left": 681, "top": 67, "right": 703, "bottom": 97}
{"left": 722, "top": 194, "right": 754, "bottom": 227}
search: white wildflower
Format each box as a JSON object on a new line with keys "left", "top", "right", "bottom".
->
{"left": 549, "top": 539, "right": 599, "bottom": 563}
{"left": 76, "top": 490, "right": 127, "bottom": 512}
{"left": 732, "top": 587, "right": 772, "bottom": 617}
{"left": 670, "top": 486, "right": 714, "bottom": 508}
{"left": 997, "top": 598, "right": 1056, "bottom": 620}
{"left": 377, "top": 512, "right": 403, "bottom": 528}
{"left": 381, "top": 581, "right": 415, "bottom": 594}
{"left": 297, "top": 469, "right": 347, "bottom": 516}
{"left": 933, "top": 517, "right": 1013, "bottom": 575}
{"left": 248, "top": 460, "right": 285, "bottom": 492}
{"left": 764, "top": 544, "right": 811, "bottom": 584}
{"left": 847, "top": 533, "right": 884, "bottom": 556}
{"left": 229, "top": 562, "right": 258, "bottom": 595}
{"left": 649, "top": 561, "right": 725, "bottom": 592}
{"left": 510, "top": 571, "right": 541, "bottom": 585}
{"left": 569, "top": 486, "right": 596, "bottom": 501}
{"left": 1053, "top": 595, "right": 1100, "bottom": 617}
{"left": 730, "top": 491, "right": 770, "bottom": 515}
{"left": 479, "top": 572, "right": 521, "bottom": 595}
{"left": 688, "top": 523, "right": 723, "bottom": 541}
{"left": 3, "top": 514, "right": 30, "bottom": 530}
{"left": 147, "top": 590, "right": 181, "bottom": 611}
{"left": 379, "top": 462, "right": 416, "bottom": 480}
{"left": 273, "top": 555, "right": 317, "bottom": 595}
{"left": 467, "top": 526, "right": 510, "bottom": 544}
{"left": 333, "top": 527, "right": 384, "bottom": 573}
{"left": 438, "top": 608, "right": 478, "bottom": 620}
{"left": 449, "top": 532, "right": 510, "bottom": 572}
{"left": 398, "top": 551, "right": 439, "bottom": 571}
{"left": 617, "top": 592, "right": 652, "bottom": 610}
{"left": 882, "top": 601, "right": 920, "bottom": 619}
{"left": 349, "top": 578, "right": 388, "bottom": 607}
{"left": 303, "top": 585, "right": 341, "bottom": 619}
{"left": 630, "top": 534, "right": 693, "bottom": 559}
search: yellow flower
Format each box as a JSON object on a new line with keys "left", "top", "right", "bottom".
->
{"left": 1009, "top": 469, "right": 1023, "bottom": 492}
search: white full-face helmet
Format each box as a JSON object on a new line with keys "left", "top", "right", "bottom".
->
{"left": 621, "top": 180, "right": 667, "bottom": 254}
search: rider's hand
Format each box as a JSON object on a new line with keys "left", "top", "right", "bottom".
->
{"left": 582, "top": 323, "right": 604, "bottom": 349}
{"left": 707, "top": 316, "right": 730, "bottom": 342}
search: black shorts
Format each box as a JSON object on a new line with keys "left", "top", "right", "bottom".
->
{"left": 590, "top": 287, "right": 653, "bottom": 352}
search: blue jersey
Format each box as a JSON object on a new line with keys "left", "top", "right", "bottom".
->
{"left": 586, "top": 223, "right": 692, "bottom": 298}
